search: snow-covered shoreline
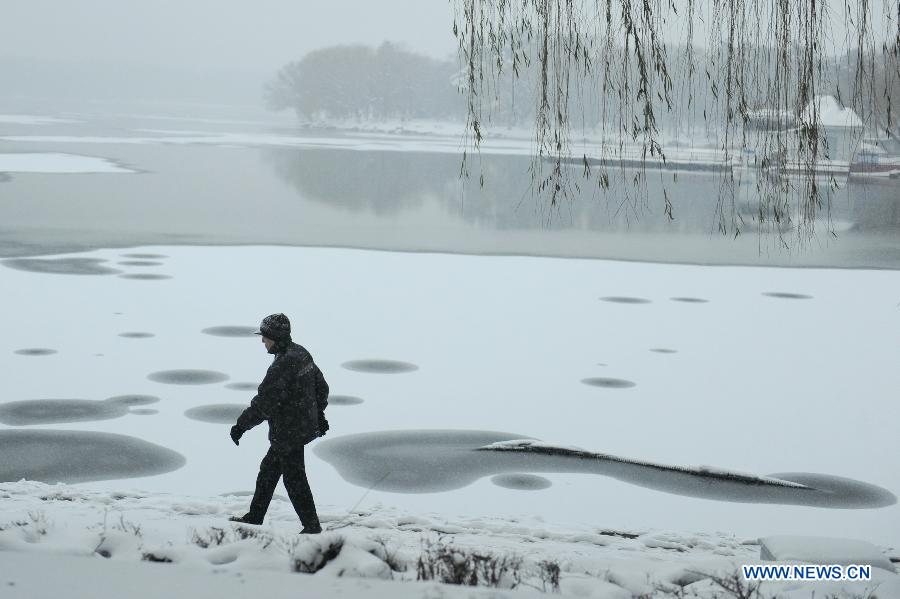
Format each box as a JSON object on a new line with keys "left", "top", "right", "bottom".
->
{"left": 2, "top": 481, "right": 897, "bottom": 599}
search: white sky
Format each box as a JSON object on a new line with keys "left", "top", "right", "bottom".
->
{"left": 1, "top": 1, "right": 893, "bottom": 72}
{"left": 0, "top": 0, "right": 893, "bottom": 109}
{"left": 0, "top": 0, "right": 460, "bottom": 72}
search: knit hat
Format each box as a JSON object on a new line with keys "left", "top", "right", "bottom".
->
{"left": 255, "top": 313, "right": 291, "bottom": 341}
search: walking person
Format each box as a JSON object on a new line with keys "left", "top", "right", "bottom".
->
{"left": 229, "top": 313, "right": 329, "bottom": 534}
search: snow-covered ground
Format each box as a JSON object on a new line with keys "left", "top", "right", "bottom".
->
{"left": 1, "top": 244, "right": 898, "bottom": 597}
{"left": 3, "top": 482, "right": 897, "bottom": 599}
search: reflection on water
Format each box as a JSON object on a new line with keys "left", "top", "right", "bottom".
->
{"left": 265, "top": 147, "right": 446, "bottom": 217}
{"left": 1, "top": 130, "right": 898, "bottom": 267}
{"left": 263, "top": 146, "right": 900, "bottom": 236}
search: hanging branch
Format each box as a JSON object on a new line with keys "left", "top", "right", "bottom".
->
{"left": 452, "top": 0, "right": 900, "bottom": 247}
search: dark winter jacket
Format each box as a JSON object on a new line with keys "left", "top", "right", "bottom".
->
{"left": 235, "top": 340, "right": 329, "bottom": 451}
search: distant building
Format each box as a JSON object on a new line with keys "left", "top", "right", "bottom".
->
{"left": 800, "top": 95, "right": 864, "bottom": 163}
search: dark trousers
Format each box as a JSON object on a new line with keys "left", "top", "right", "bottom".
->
{"left": 248, "top": 446, "right": 320, "bottom": 528}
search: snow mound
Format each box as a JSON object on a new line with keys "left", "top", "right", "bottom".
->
{"left": 3, "top": 481, "right": 896, "bottom": 598}
{"left": 759, "top": 535, "right": 896, "bottom": 573}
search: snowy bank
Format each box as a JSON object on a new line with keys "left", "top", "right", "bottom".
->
{"left": 2, "top": 481, "right": 897, "bottom": 599}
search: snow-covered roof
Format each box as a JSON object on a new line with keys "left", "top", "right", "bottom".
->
{"left": 802, "top": 95, "right": 864, "bottom": 128}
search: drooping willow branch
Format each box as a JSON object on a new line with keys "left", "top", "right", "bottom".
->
{"left": 452, "top": 0, "right": 900, "bottom": 246}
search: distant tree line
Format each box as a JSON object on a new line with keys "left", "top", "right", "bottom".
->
{"left": 265, "top": 39, "right": 897, "bottom": 145}
{"left": 264, "top": 42, "right": 463, "bottom": 121}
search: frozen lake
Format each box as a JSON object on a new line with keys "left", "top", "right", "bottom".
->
{"left": 1, "top": 109, "right": 899, "bottom": 552}
{"left": 1, "top": 243, "right": 898, "bottom": 547}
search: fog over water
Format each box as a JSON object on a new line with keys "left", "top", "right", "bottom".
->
{"left": 0, "top": 113, "right": 897, "bottom": 268}
{"left": 0, "top": 1, "right": 455, "bottom": 107}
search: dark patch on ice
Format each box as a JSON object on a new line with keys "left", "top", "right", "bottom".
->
{"left": 184, "top": 404, "right": 244, "bottom": 424}
{"left": 581, "top": 377, "right": 636, "bottom": 389}
{"left": 148, "top": 370, "right": 229, "bottom": 385}
{"left": 328, "top": 395, "right": 365, "bottom": 406}
{"left": 224, "top": 382, "right": 258, "bottom": 391}
{"left": 104, "top": 395, "right": 160, "bottom": 407}
{"left": 0, "top": 430, "right": 185, "bottom": 483}
{"left": 201, "top": 326, "right": 257, "bottom": 338}
{"left": 3, "top": 257, "right": 121, "bottom": 276}
{"left": 342, "top": 359, "right": 419, "bottom": 374}
{"left": 14, "top": 348, "right": 57, "bottom": 356}
{"left": 314, "top": 430, "right": 533, "bottom": 493}
{"left": 650, "top": 348, "right": 677, "bottom": 354}
{"left": 129, "top": 409, "right": 158, "bottom": 416}
{"left": 314, "top": 430, "right": 896, "bottom": 508}
{"left": 763, "top": 292, "right": 813, "bottom": 300}
{"left": 599, "top": 296, "right": 651, "bottom": 304}
{"left": 764, "top": 473, "right": 897, "bottom": 509}
{"left": 596, "top": 363, "right": 607, "bottom": 367}
{"left": 118, "top": 332, "right": 155, "bottom": 339}
{"left": 670, "top": 297, "right": 709, "bottom": 303}
{"left": 117, "top": 260, "right": 164, "bottom": 267}
{"left": 491, "top": 473, "right": 552, "bottom": 491}
{"left": 118, "top": 273, "right": 172, "bottom": 280}
{"left": 0, "top": 399, "right": 129, "bottom": 425}
{"left": 121, "top": 253, "right": 168, "bottom": 259}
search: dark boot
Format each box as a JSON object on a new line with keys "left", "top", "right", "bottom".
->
{"left": 229, "top": 513, "right": 263, "bottom": 525}
{"left": 300, "top": 525, "right": 323, "bottom": 534}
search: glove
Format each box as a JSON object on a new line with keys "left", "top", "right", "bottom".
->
{"left": 317, "top": 412, "right": 329, "bottom": 437}
{"left": 230, "top": 425, "right": 244, "bottom": 446}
